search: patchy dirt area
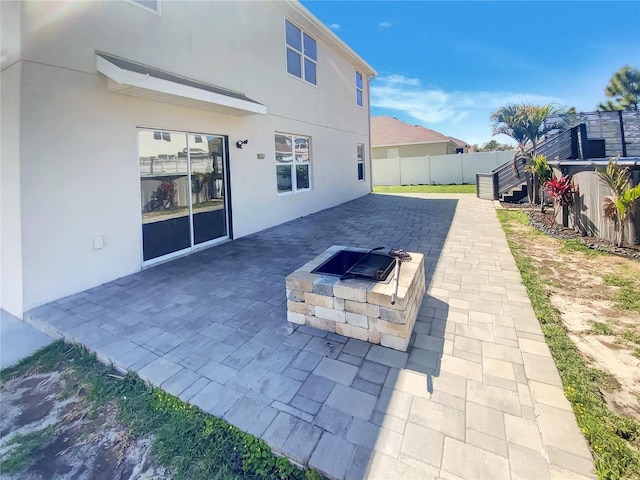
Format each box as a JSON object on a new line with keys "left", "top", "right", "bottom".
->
{"left": 0, "top": 368, "right": 168, "bottom": 479}
{"left": 504, "top": 207, "right": 640, "bottom": 419}
{"left": 528, "top": 208, "right": 640, "bottom": 260}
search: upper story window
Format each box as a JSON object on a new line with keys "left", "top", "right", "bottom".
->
{"left": 130, "top": 0, "right": 160, "bottom": 14}
{"left": 285, "top": 19, "right": 317, "bottom": 85}
{"left": 357, "top": 144, "right": 365, "bottom": 181}
{"left": 356, "top": 71, "right": 363, "bottom": 106}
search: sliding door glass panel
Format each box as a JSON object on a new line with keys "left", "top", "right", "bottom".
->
{"left": 139, "top": 131, "right": 190, "bottom": 261}
{"left": 190, "top": 134, "right": 227, "bottom": 245}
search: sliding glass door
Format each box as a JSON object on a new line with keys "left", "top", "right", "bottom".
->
{"left": 139, "top": 129, "right": 228, "bottom": 263}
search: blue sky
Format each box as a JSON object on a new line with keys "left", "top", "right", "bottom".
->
{"left": 302, "top": 1, "right": 640, "bottom": 146}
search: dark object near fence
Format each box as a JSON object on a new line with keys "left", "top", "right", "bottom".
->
{"left": 476, "top": 155, "right": 528, "bottom": 201}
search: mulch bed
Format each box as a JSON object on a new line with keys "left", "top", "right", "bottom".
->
{"left": 500, "top": 202, "right": 640, "bottom": 261}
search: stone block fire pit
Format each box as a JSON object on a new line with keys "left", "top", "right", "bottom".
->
{"left": 285, "top": 245, "right": 425, "bottom": 351}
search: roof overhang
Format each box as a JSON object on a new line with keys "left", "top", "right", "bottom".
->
{"left": 548, "top": 158, "right": 640, "bottom": 167}
{"left": 372, "top": 140, "right": 454, "bottom": 148}
{"left": 96, "top": 52, "right": 267, "bottom": 116}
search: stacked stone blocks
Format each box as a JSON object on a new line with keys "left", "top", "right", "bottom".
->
{"left": 286, "top": 245, "right": 425, "bottom": 351}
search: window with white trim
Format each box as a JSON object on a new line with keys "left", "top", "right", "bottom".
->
{"left": 357, "top": 144, "right": 365, "bottom": 181}
{"left": 356, "top": 71, "right": 363, "bottom": 106}
{"left": 285, "top": 19, "right": 317, "bottom": 85}
{"left": 275, "top": 133, "right": 311, "bottom": 194}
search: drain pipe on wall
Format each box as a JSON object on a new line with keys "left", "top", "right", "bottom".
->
{"left": 367, "top": 73, "right": 376, "bottom": 193}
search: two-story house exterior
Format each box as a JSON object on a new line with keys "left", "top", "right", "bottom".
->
{"left": 0, "top": 0, "right": 376, "bottom": 318}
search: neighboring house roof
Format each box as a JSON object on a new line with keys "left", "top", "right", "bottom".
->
{"left": 371, "top": 116, "right": 468, "bottom": 147}
{"left": 450, "top": 136, "right": 470, "bottom": 148}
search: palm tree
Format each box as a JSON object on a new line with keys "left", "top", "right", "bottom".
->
{"left": 521, "top": 103, "right": 560, "bottom": 158}
{"left": 597, "top": 65, "right": 639, "bottom": 111}
{"left": 490, "top": 104, "right": 531, "bottom": 199}
{"left": 490, "top": 102, "right": 559, "bottom": 203}
{"left": 491, "top": 102, "right": 561, "bottom": 157}
{"left": 524, "top": 154, "right": 552, "bottom": 211}
{"left": 490, "top": 104, "right": 529, "bottom": 154}
{"left": 594, "top": 157, "right": 640, "bottom": 246}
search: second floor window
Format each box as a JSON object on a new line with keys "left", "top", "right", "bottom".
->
{"left": 285, "top": 19, "right": 317, "bottom": 85}
{"left": 356, "top": 71, "right": 363, "bottom": 106}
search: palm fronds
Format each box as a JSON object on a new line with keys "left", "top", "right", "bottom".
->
{"left": 593, "top": 157, "right": 640, "bottom": 246}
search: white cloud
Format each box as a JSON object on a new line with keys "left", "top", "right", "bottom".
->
{"left": 371, "top": 75, "right": 559, "bottom": 124}
{"left": 329, "top": 23, "right": 341, "bottom": 31}
{"left": 381, "top": 74, "right": 420, "bottom": 87}
{"left": 370, "top": 74, "right": 562, "bottom": 145}
{"left": 377, "top": 21, "right": 396, "bottom": 30}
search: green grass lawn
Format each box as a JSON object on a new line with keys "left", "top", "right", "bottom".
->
{"left": 373, "top": 184, "right": 476, "bottom": 194}
{"left": 0, "top": 343, "right": 322, "bottom": 480}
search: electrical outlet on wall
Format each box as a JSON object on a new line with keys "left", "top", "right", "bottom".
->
{"left": 93, "top": 235, "right": 104, "bottom": 250}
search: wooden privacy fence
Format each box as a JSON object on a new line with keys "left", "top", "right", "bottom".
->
{"left": 372, "top": 150, "right": 516, "bottom": 186}
{"left": 549, "top": 161, "right": 640, "bottom": 245}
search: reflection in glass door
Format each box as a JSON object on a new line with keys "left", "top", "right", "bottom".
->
{"left": 139, "top": 130, "right": 228, "bottom": 263}
{"left": 189, "top": 134, "right": 227, "bottom": 245}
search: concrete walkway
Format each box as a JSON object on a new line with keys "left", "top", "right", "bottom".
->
{"left": 24, "top": 193, "right": 595, "bottom": 479}
{"left": 1, "top": 309, "right": 55, "bottom": 369}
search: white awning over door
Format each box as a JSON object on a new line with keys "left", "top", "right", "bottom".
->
{"left": 96, "top": 52, "right": 267, "bottom": 116}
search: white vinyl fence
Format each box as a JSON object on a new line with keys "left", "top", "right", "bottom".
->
{"left": 372, "top": 150, "right": 517, "bottom": 186}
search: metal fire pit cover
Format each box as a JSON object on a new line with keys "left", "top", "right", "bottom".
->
{"left": 311, "top": 249, "right": 395, "bottom": 282}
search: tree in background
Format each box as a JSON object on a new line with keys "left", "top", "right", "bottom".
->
{"left": 597, "top": 65, "right": 639, "bottom": 111}
{"left": 473, "top": 140, "right": 514, "bottom": 152}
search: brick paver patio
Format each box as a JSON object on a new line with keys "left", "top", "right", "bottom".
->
{"left": 25, "top": 193, "right": 596, "bottom": 479}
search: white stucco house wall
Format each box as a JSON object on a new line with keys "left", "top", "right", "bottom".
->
{"left": 0, "top": 0, "right": 376, "bottom": 318}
